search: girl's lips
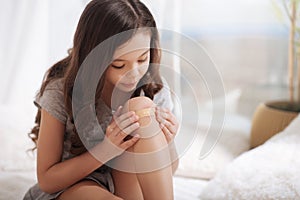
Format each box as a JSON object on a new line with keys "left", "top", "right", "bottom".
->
{"left": 121, "top": 82, "right": 137, "bottom": 87}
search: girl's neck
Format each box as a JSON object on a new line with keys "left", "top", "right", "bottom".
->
{"left": 101, "top": 81, "right": 132, "bottom": 111}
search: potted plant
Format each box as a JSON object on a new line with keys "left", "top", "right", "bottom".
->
{"left": 250, "top": 0, "right": 300, "bottom": 148}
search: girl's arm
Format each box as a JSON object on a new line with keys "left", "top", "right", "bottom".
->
{"left": 37, "top": 109, "right": 105, "bottom": 194}
{"left": 37, "top": 107, "right": 140, "bottom": 194}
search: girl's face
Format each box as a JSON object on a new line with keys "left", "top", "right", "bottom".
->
{"left": 105, "top": 32, "right": 151, "bottom": 92}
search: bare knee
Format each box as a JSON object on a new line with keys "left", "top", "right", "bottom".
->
{"left": 122, "top": 97, "right": 158, "bottom": 137}
{"left": 122, "top": 96, "right": 168, "bottom": 144}
{"left": 116, "top": 97, "right": 170, "bottom": 172}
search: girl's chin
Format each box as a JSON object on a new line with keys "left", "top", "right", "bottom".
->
{"left": 118, "top": 82, "right": 138, "bottom": 91}
{"left": 116, "top": 85, "right": 137, "bottom": 92}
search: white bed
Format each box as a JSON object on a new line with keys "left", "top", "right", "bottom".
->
{"left": 2, "top": 104, "right": 300, "bottom": 200}
{"left": 0, "top": 105, "right": 251, "bottom": 200}
{"left": 0, "top": 171, "right": 208, "bottom": 200}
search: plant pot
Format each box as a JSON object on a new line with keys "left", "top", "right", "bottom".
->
{"left": 250, "top": 101, "right": 299, "bottom": 148}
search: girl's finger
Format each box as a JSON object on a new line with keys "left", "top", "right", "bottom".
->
{"left": 113, "top": 106, "right": 123, "bottom": 117}
{"left": 108, "top": 113, "right": 138, "bottom": 139}
{"left": 156, "top": 108, "right": 179, "bottom": 136}
{"left": 156, "top": 108, "right": 170, "bottom": 119}
{"left": 107, "top": 120, "right": 117, "bottom": 131}
{"left": 117, "top": 114, "right": 139, "bottom": 130}
{"left": 161, "top": 119, "right": 177, "bottom": 135}
{"left": 106, "top": 123, "right": 116, "bottom": 136}
{"left": 156, "top": 114, "right": 166, "bottom": 124}
{"left": 106, "top": 124, "right": 120, "bottom": 138}
{"left": 118, "top": 122, "right": 140, "bottom": 137}
{"left": 120, "top": 134, "right": 140, "bottom": 150}
{"left": 115, "top": 111, "right": 136, "bottom": 124}
{"left": 160, "top": 123, "right": 173, "bottom": 143}
{"left": 156, "top": 107, "right": 177, "bottom": 126}
{"left": 167, "top": 112, "right": 178, "bottom": 126}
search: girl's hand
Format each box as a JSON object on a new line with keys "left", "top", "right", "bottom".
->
{"left": 155, "top": 107, "right": 179, "bottom": 144}
{"left": 98, "top": 106, "right": 141, "bottom": 161}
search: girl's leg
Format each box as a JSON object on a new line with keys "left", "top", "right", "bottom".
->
{"left": 111, "top": 97, "right": 173, "bottom": 200}
{"left": 57, "top": 180, "right": 122, "bottom": 200}
{"left": 111, "top": 145, "right": 144, "bottom": 200}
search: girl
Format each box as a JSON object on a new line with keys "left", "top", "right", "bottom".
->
{"left": 24, "top": 0, "right": 179, "bottom": 199}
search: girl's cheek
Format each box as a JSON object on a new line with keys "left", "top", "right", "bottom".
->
{"left": 139, "top": 66, "right": 149, "bottom": 75}
{"left": 116, "top": 71, "right": 127, "bottom": 81}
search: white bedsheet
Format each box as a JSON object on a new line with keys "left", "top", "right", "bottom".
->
{"left": 0, "top": 169, "right": 207, "bottom": 200}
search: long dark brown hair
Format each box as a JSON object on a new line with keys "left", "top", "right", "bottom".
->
{"left": 29, "top": 0, "right": 163, "bottom": 154}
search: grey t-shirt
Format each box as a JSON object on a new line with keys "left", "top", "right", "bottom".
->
{"left": 26, "top": 77, "right": 174, "bottom": 199}
{"left": 34, "top": 77, "right": 174, "bottom": 162}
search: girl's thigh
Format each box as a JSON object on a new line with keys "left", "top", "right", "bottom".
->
{"left": 57, "top": 180, "right": 122, "bottom": 200}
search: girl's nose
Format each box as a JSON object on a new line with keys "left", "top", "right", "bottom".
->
{"left": 128, "top": 63, "right": 140, "bottom": 78}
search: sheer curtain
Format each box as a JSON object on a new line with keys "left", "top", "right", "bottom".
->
{"left": 0, "top": 0, "right": 288, "bottom": 121}
{"left": 0, "top": 0, "right": 181, "bottom": 121}
{"left": 0, "top": 0, "right": 85, "bottom": 122}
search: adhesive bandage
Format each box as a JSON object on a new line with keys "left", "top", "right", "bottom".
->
{"left": 135, "top": 107, "right": 155, "bottom": 119}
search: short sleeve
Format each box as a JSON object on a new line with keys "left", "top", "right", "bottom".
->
{"left": 153, "top": 77, "right": 174, "bottom": 112}
{"left": 34, "top": 79, "right": 67, "bottom": 124}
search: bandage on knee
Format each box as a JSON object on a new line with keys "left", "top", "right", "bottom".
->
{"left": 123, "top": 107, "right": 158, "bottom": 141}
{"left": 135, "top": 108, "right": 155, "bottom": 119}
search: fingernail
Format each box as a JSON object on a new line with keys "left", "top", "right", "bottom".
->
{"left": 132, "top": 115, "right": 138, "bottom": 121}
{"left": 134, "top": 134, "right": 140, "bottom": 138}
{"left": 159, "top": 115, "right": 163, "bottom": 120}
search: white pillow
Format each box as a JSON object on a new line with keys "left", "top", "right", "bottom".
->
{"left": 174, "top": 114, "right": 250, "bottom": 179}
{"left": 199, "top": 114, "right": 300, "bottom": 200}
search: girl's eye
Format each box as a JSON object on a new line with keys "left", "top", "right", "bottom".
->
{"left": 138, "top": 57, "right": 148, "bottom": 63}
{"left": 111, "top": 57, "right": 148, "bottom": 68}
{"left": 111, "top": 64, "right": 125, "bottom": 69}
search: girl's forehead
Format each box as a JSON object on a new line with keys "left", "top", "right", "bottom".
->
{"left": 113, "top": 32, "right": 151, "bottom": 59}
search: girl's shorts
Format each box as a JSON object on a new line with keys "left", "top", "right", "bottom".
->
{"left": 23, "top": 171, "right": 114, "bottom": 200}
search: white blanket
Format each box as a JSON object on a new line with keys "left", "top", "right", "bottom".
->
{"left": 200, "top": 114, "right": 300, "bottom": 200}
